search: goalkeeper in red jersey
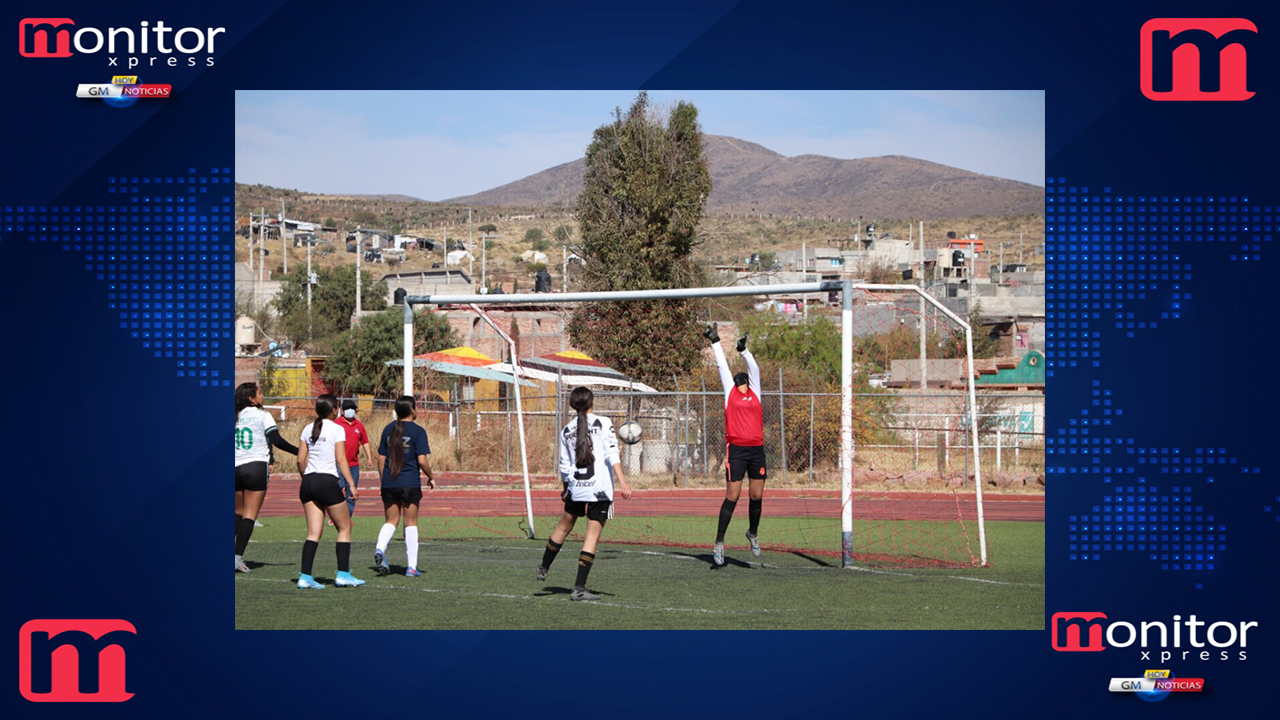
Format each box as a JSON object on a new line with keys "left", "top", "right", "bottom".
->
{"left": 705, "top": 322, "right": 766, "bottom": 566}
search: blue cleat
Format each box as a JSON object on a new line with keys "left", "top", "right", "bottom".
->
{"left": 334, "top": 571, "right": 365, "bottom": 587}
{"left": 296, "top": 574, "right": 324, "bottom": 590}
{"left": 405, "top": 567, "right": 421, "bottom": 578}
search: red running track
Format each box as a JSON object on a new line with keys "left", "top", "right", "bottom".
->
{"left": 256, "top": 472, "right": 1043, "bottom": 522}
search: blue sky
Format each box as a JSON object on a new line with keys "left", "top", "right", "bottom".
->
{"left": 235, "top": 90, "right": 1044, "bottom": 200}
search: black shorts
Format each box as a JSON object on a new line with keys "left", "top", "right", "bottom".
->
{"left": 564, "top": 499, "right": 612, "bottom": 523}
{"left": 235, "top": 462, "right": 269, "bottom": 492}
{"left": 299, "top": 473, "right": 346, "bottom": 508}
{"left": 726, "top": 444, "right": 767, "bottom": 483}
{"left": 381, "top": 487, "right": 423, "bottom": 505}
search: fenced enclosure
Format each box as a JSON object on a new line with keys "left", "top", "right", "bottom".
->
{"left": 253, "top": 388, "right": 1043, "bottom": 489}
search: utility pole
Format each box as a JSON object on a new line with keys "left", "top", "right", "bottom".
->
{"left": 278, "top": 200, "right": 286, "bottom": 275}
{"left": 1019, "top": 228, "right": 1024, "bottom": 264}
{"left": 281, "top": 203, "right": 288, "bottom": 274}
{"left": 355, "top": 226, "right": 362, "bottom": 315}
{"left": 562, "top": 244, "right": 568, "bottom": 293}
{"left": 307, "top": 235, "right": 314, "bottom": 345}
{"left": 801, "top": 240, "right": 808, "bottom": 320}
{"left": 919, "top": 220, "right": 927, "bottom": 391}
{"left": 258, "top": 207, "right": 266, "bottom": 285}
{"left": 443, "top": 222, "right": 450, "bottom": 286}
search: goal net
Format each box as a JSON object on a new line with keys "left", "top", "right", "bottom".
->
{"left": 378, "top": 282, "right": 1001, "bottom": 569}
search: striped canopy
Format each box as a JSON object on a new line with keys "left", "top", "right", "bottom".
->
{"left": 385, "top": 346, "right": 536, "bottom": 386}
{"left": 487, "top": 350, "right": 658, "bottom": 393}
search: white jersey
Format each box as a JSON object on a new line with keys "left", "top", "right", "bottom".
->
{"left": 559, "top": 413, "right": 622, "bottom": 502}
{"left": 300, "top": 419, "right": 347, "bottom": 477}
{"left": 234, "top": 407, "right": 277, "bottom": 466}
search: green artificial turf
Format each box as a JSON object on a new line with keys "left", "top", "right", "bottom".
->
{"left": 234, "top": 517, "right": 1043, "bottom": 630}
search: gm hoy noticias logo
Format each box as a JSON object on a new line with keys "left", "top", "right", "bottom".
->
{"left": 18, "top": 620, "right": 137, "bottom": 702}
{"left": 18, "top": 18, "right": 223, "bottom": 68}
{"left": 1140, "top": 18, "right": 1258, "bottom": 101}
{"left": 1052, "top": 612, "right": 1258, "bottom": 662}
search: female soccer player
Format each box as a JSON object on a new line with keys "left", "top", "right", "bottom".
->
{"left": 705, "top": 323, "right": 766, "bottom": 567}
{"left": 536, "top": 387, "right": 633, "bottom": 601}
{"left": 295, "top": 394, "right": 365, "bottom": 589}
{"left": 373, "top": 396, "right": 435, "bottom": 578}
{"left": 234, "top": 382, "right": 298, "bottom": 574}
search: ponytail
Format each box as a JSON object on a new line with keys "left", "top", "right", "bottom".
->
{"left": 311, "top": 394, "right": 337, "bottom": 445}
{"left": 568, "top": 387, "right": 594, "bottom": 468}
{"left": 388, "top": 395, "right": 415, "bottom": 478}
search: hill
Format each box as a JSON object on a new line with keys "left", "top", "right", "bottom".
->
{"left": 445, "top": 135, "right": 1043, "bottom": 220}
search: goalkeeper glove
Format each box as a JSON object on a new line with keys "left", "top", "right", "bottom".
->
{"left": 737, "top": 332, "right": 749, "bottom": 353}
{"left": 702, "top": 322, "right": 720, "bottom": 345}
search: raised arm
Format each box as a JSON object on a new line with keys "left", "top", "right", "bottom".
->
{"left": 706, "top": 323, "right": 733, "bottom": 398}
{"left": 742, "top": 348, "right": 762, "bottom": 398}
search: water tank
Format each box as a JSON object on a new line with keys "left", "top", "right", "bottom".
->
{"left": 235, "top": 317, "right": 256, "bottom": 346}
{"left": 952, "top": 250, "right": 966, "bottom": 267}
{"left": 393, "top": 287, "right": 408, "bottom": 305}
{"left": 534, "top": 268, "right": 552, "bottom": 293}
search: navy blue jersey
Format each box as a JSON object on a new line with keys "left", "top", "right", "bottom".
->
{"left": 378, "top": 421, "right": 431, "bottom": 488}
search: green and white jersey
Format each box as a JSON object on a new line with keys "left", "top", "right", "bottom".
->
{"left": 234, "top": 407, "right": 277, "bottom": 466}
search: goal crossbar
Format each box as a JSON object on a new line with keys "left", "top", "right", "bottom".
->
{"left": 402, "top": 281, "right": 988, "bottom": 566}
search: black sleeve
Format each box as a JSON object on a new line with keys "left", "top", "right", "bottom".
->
{"left": 265, "top": 427, "right": 299, "bottom": 456}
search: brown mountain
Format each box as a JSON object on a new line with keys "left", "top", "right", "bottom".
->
{"left": 445, "top": 135, "right": 1043, "bottom": 220}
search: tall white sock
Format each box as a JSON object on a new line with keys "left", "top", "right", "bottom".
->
{"left": 405, "top": 526, "right": 419, "bottom": 569}
{"left": 376, "top": 523, "right": 396, "bottom": 553}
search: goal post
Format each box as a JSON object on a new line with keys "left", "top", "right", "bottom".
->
{"left": 404, "top": 281, "right": 989, "bottom": 568}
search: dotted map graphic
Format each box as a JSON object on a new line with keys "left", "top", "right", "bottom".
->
{"left": 1045, "top": 178, "right": 1277, "bottom": 588}
{"left": 1, "top": 167, "right": 233, "bottom": 388}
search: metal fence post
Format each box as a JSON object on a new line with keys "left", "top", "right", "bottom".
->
{"left": 701, "top": 376, "right": 708, "bottom": 477}
{"left": 996, "top": 428, "right": 1002, "bottom": 472}
{"left": 778, "top": 368, "right": 787, "bottom": 480}
{"left": 555, "top": 369, "right": 563, "bottom": 479}
{"left": 808, "top": 391, "right": 815, "bottom": 487}
{"left": 505, "top": 402, "right": 512, "bottom": 473}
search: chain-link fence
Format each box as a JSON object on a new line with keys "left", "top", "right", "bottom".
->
{"left": 246, "top": 385, "right": 1043, "bottom": 491}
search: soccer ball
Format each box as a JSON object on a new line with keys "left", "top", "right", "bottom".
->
{"left": 616, "top": 421, "right": 643, "bottom": 445}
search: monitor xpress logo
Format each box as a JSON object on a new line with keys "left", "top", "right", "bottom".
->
{"left": 1140, "top": 18, "right": 1257, "bottom": 101}
{"left": 1052, "top": 612, "right": 1257, "bottom": 661}
{"left": 19, "top": 18, "right": 223, "bottom": 67}
{"left": 18, "top": 620, "right": 137, "bottom": 702}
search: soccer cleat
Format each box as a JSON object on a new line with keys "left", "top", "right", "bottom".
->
{"left": 405, "top": 567, "right": 421, "bottom": 578}
{"left": 702, "top": 322, "right": 719, "bottom": 345}
{"left": 536, "top": 565, "right": 548, "bottom": 582}
{"left": 334, "top": 571, "right": 365, "bottom": 587}
{"left": 253, "top": 519, "right": 264, "bottom": 528}
{"left": 235, "top": 556, "right": 251, "bottom": 574}
{"left": 570, "top": 587, "right": 601, "bottom": 602}
{"left": 712, "top": 542, "right": 725, "bottom": 566}
{"left": 737, "top": 332, "right": 749, "bottom": 352}
{"left": 374, "top": 549, "right": 390, "bottom": 575}
{"left": 296, "top": 574, "right": 324, "bottom": 590}
{"left": 745, "top": 531, "right": 761, "bottom": 557}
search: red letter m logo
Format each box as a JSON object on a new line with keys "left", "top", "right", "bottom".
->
{"left": 18, "top": 620, "right": 136, "bottom": 702}
{"left": 18, "top": 18, "right": 75, "bottom": 58}
{"left": 1051, "top": 612, "right": 1108, "bottom": 652}
{"left": 1141, "top": 18, "right": 1257, "bottom": 101}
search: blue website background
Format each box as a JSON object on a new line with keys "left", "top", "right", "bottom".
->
{"left": 4, "top": 1, "right": 1275, "bottom": 717}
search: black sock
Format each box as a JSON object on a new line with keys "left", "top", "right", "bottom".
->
{"left": 716, "top": 499, "right": 737, "bottom": 542}
{"left": 574, "top": 551, "right": 596, "bottom": 589}
{"left": 301, "top": 540, "right": 318, "bottom": 576}
{"left": 748, "top": 498, "right": 762, "bottom": 535}
{"left": 336, "top": 542, "right": 351, "bottom": 573}
{"left": 234, "top": 517, "right": 256, "bottom": 556}
{"left": 541, "top": 539, "right": 563, "bottom": 569}
{"left": 236, "top": 513, "right": 242, "bottom": 533}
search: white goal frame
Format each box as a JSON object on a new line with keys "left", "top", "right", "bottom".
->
{"left": 403, "top": 281, "right": 988, "bottom": 567}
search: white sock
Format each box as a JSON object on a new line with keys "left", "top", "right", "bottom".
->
{"left": 376, "top": 523, "right": 396, "bottom": 553}
{"left": 405, "top": 526, "right": 419, "bottom": 569}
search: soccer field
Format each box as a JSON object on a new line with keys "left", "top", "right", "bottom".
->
{"left": 234, "top": 517, "right": 1043, "bottom": 630}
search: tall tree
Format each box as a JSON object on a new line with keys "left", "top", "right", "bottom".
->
{"left": 273, "top": 264, "right": 388, "bottom": 350}
{"left": 322, "top": 308, "right": 459, "bottom": 397}
{"left": 567, "top": 92, "right": 712, "bottom": 387}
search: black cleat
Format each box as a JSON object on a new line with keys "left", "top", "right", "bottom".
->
{"left": 536, "top": 565, "right": 548, "bottom": 582}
